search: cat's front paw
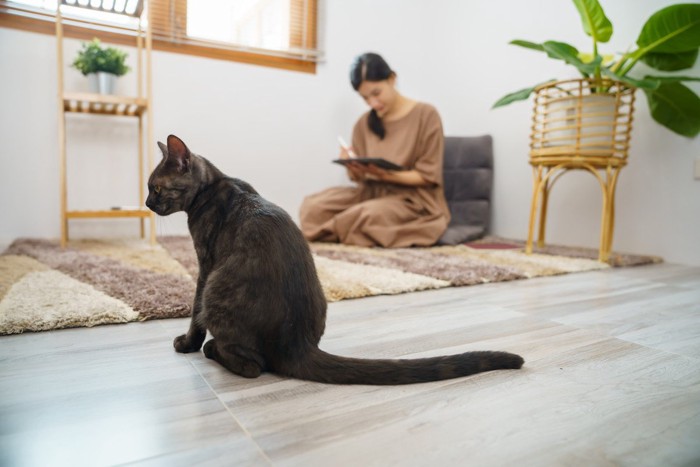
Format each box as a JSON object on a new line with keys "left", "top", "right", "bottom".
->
{"left": 173, "top": 334, "right": 202, "bottom": 353}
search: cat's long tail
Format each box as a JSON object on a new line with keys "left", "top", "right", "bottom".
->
{"left": 289, "top": 347, "right": 524, "bottom": 385}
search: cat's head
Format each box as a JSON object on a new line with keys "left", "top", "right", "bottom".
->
{"left": 146, "top": 134, "right": 198, "bottom": 216}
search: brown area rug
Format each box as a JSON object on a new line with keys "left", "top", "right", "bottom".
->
{"left": 0, "top": 236, "right": 661, "bottom": 335}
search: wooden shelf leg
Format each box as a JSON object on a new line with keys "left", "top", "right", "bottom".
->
{"left": 59, "top": 120, "right": 68, "bottom": 248}
{"left": 138, "top": 114, "right": 145, "bottom": 239}
{"left": 57, "top": 6, "right": 68, "bottom": 248}
{"left": 146, "top": 5, "right": 156, "bottom": 246}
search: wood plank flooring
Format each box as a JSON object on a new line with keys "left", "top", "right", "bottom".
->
{"left": 1, "top": 262, "right": 699, "bottom": 466}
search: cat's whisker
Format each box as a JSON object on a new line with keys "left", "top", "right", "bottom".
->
{"left": 154, "top": 214, "right": 175, "bottom": 239}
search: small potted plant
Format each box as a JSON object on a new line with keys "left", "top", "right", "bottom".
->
{"left": 493, "top": 1, "right": 700, "bottom": 139}
{"left": 72, "top": 38, "right": 130, "bottom": 95}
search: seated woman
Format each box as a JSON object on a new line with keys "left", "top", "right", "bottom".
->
{"left": 299, "top": 52, "right": 450, "bottom": 248}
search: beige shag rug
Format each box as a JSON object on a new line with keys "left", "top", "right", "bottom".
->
{"left": 0, "top": 236, "right": 661, "bottom": 335}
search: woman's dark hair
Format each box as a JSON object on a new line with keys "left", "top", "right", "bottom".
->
{"left": 350, "top": 52, "right": 395, "bottom": 139}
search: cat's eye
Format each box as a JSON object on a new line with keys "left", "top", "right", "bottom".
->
{"left": 154, "top": 185, "right": 161, "bottom": 194}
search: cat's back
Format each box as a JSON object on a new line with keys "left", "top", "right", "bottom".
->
{"left": 197, "top": 174, "right": 327, "bottom": 348}
{"left": 218, "top": 177, "right": 310, "bottom": 257}
{"left": 218, "top": 177, "right": 325, "bottom": 308}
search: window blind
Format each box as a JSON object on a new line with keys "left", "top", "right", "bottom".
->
{"left": 0, "top": 0, "right": 322, "bottom": 73}
{"left": 150, "top": 0, "right": 320, "bottom": 61}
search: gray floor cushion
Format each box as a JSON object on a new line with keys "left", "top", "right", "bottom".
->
{"left": 437, "top": 135, "right": 493, "bottom": 245}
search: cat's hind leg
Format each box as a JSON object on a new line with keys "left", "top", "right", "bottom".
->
{"left": 203, "top": 339, "right": 265, "bottom": 378}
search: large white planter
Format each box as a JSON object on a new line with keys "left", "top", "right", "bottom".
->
{"left": 530, "top": 79, "right": 636, "bottom": 160}
{"left": 543, "top": 94, "right": 618, "bottom": 153}
{"left": 88, "top": 72, "right": 117, "bottom": 94}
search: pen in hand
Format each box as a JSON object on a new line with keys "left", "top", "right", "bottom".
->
{"left": 337, "top": 136, "right": 357, "bottom": 159}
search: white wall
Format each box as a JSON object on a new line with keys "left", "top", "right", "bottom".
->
{"left": 1, "top": 0, "right": 698, "bottom": 265}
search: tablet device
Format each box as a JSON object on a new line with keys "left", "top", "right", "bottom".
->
{"left": 332, "top": 158, "right": 406, "bottom": 171}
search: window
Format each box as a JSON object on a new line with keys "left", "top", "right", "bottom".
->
{"left": 0, "top": 0, "right": 320, "bottom": 73}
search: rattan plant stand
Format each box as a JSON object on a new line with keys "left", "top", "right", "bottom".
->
{"left": 526, "top": 78, "right": 636, "bottom": 263}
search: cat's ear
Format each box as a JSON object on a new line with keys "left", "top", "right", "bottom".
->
{"left": 167, "top": 134, "right": 191, "bottom": 173}
{"left": 157, "top": 141, "right": 168, "bottom": 158}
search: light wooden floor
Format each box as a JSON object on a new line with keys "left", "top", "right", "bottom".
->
{"left": 1, "top": 262, "right": 699, "bottom": 467}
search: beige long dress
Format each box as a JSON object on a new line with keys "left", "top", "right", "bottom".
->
{"left": 299, "top": 102, "right": 450, "bottom": 247}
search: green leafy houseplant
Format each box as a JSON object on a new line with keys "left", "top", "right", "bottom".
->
{"left": 493, "top": 1, "right": 700, "bottom": 138}
{"left": 72, "top": 38, "right": 130, "bottom": 77}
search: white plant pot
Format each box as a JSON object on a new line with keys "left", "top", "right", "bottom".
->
{"left": 543, "top": 94, "right": 618, "bottom": 153}
{"left": 88, "top": 72, "right": 117, "bottom": 95}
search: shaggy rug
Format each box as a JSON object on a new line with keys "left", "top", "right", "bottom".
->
{"left": 0, "top": 236, "right": 661, "bottom": 335}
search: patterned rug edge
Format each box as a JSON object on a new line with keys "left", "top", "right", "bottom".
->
{"left": 0, "top": 236, "right": 662, "bottom": 335}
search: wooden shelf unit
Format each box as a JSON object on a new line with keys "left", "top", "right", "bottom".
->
{"left": 56, "top": 0, "right": 155, "bottom": 247}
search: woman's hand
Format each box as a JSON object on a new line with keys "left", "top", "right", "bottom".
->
{"left": 367, "top": 166, "right": 430, "bottom": 186}
{"left": 363, "top": 163, "right": 390, "bottom": 181}
{"left": 339, "top": 146, "right": 364, "bottom": 181}
{"left": 344, "top": 161, "right": 386, "bottom": 181}
{"left": 345, "top": 160, "right": 368, "bottom": 180}
{"left": 347, "top": 162, "right": 428, "bottom": 186}
{"left": 339, "top": 146, "right": 356, "bottom": 160}
{"left": 340, "top": 148, "right": 428, "bottom": 186}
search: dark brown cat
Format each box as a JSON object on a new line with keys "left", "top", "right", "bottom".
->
{"left": 146, "top": 134, "right": 524, "bottom": 385}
